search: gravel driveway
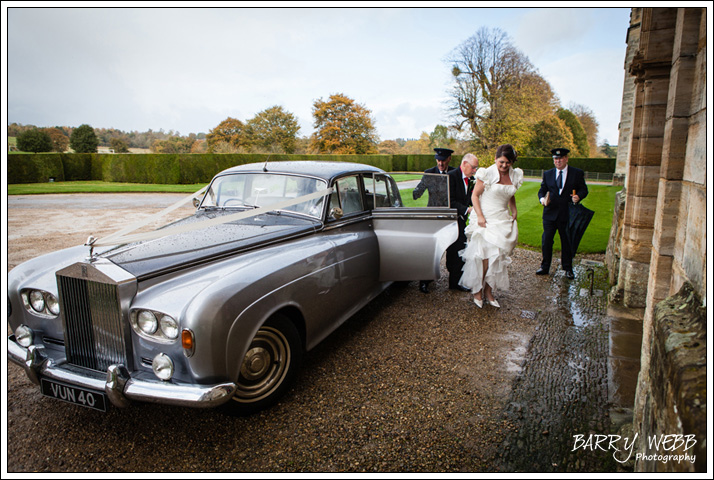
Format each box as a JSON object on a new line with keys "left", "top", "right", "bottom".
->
{"left": 5, "top": 193, "right": 605, "bottom": 473}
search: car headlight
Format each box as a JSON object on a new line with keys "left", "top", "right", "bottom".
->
{"left": 159, "top": 315, "right": 179, "bottom": 340}
{"left": 46, "top": 294, "right": 60, "bottom": 316}
{"left": 21, "top": 289, "right": 60, "bottom": 317}
{"left": 152, "top": 353, "right": 174, "bottom": 381}
{"left": 15, "top": 325, "right": 34, "bottom": 348}
{"left": 131, "top": 309, "right": 179, "bottom": 343}
{"left": 137, "top": 311, "right": 158, "bottom": 335}
{"left": 29, "top": 290, "right": 45, "bottom": 313}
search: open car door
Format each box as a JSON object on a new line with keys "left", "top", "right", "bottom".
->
{"left": 366, "top": 173, "right": 458, "bottom": 282}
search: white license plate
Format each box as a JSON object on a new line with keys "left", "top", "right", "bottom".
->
{"left": 40, "top": 378, "right": 107, "bottom": 412}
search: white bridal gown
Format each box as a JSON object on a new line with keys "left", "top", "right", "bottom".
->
{"left": 459, "top": 164, "right": 524, "bottom": 293}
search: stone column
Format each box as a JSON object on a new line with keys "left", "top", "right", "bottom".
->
{"left": 614, "top": 7, "right": 676, "bottom": 309}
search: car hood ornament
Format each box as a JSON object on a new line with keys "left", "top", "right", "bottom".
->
{"left": 85, "top": 235, "right": 98, "bottom": 260}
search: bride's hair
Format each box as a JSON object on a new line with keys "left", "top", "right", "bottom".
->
{"left": 496, "top": 144, "right": 518, "bottom": 164}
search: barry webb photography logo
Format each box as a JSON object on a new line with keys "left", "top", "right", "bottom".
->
{"left": 572, "top": 433, "right": 697, "bottom": 465}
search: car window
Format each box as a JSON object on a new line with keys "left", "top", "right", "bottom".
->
{"left": 201, "top": 173, "right": 327, "bottom": 218}
{"left": 365, "top": 174, "right": 402, "bottom": 208}
{"left": 330, "top": 175, "right": 364, "bottom": 216}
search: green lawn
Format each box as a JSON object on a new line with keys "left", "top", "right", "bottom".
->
{"left": 8, "top": 179, "right": 620, "bottom": 254}
{"left": 402, "top": 182, "right": 622, "bottom": 253}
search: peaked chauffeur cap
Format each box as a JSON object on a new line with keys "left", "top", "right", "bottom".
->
{"left": 434, "top": 148, "right": 454, "bottom": 160}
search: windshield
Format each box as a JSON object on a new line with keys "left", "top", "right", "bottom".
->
{"left": 201, "top": 173, "right": 328, "bottom": 218}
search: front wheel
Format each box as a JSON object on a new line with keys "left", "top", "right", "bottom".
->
{"left": 222, "top": 314, "right": 303, "bottom": 416}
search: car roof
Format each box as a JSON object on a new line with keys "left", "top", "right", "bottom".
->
{"left": 217, "top": 161, "right": 385, "bottom": 182}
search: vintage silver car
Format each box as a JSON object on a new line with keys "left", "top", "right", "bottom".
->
{"left": 7, "top": 161, "right": 457, "bottom": 415}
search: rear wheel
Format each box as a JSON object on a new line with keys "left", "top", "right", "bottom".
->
{"left": 222, "top": 314, "right": 303, "bottom": 416}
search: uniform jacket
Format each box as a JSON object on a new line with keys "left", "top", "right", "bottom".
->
{"left": 538, "top": 166, "right": 588, "bottom": 222}
{"left": 412, "top": 165, "right": 455, "bottom": 207}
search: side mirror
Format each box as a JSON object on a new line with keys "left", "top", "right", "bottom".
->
{"left": 192, "top": 198, "right": 200, "bottom": 208}
{"left": 329, "top": 207, "right": 343, "bottom": 220}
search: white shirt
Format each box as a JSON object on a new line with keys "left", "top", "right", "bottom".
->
{"left": 540, "top": 166, "right": 568, "bottom": 205}
{"left": 556, "top": 166, "right": 568, "bottom": 195}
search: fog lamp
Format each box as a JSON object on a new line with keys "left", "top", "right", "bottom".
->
{"left": 16, "top": 325, "right": 34, "bottom": 348}
{"left": 152, "top": 353, "right": 174, "bottom": 381}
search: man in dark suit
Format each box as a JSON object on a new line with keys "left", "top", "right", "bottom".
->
{"left": 415, "top": 148, "right": 456, "bottom": 293}
{"left": 446, "top": 153, "right": 479, "bottom": 291}
{"left": 537, "top": 148, "right": 588, "bottom": 279}
{"left": 413, "top": 147, "right": 455, "bottom": 207}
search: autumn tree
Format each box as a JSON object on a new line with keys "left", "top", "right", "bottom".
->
{"left": 245, "top": 105, "right": 301, "bottom": 153}
{"left": 568, "top": 103, "right": 599, "bottom": 156}
{"left": 378, "top": 139, "right": 401, "bottom": 154}
{"left": 16, "top": 128, "right": 53, "bottom": 152}
{"left": 524, "top": 116, "right": 575, "bottom": 156}
{"left": 206, "top": 117, "right": 248, "bottom": 151}
{"left": 557, "top": 108, "right": 589, "bottom": 157}
{"left": 401, "top": 132, "right": 432, "bottom": 154}
{"left": 70, "top": 124, "right": 99, "bottom": 153}
{"left": 310, "top": 93, "right": 379, "bottom": 154}
{"left": 446, "top": 27, "right": 557, "bottom": 156}
{"left": 110, "top": 137, "right": 130, "bottom": 153}
{"left": 190, "top": 139, "right": 208, "bottom": 153}
{"left": 44, "top": 127, "right": 70, "bottom": 152}
{"left": 152, "top": 136, "right": 196, "bottom": 153}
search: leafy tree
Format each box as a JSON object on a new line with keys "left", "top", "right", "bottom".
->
{"left": 245, "top": 105, "right": 301, "bottom": 153}
{"left": 568, "top": 103, "right": 599, "bottom": 157}
{"left": 110, "top": 137, "right": 130, "bottom": 153}
{"left": 190, "top": 139, "right": 208, "bottom": 153}
{"left": 524, "top": 116, "right": 575, "bottom": 156}
{"left": 206, "top": 117, "right": 248, "bottom": 151}
{"left": 428, "top": 125, "right": 458, "bottom": 151}
{"left": 378, "top": 139, "right": 401, "bottom": 154}
{"left": 557, "top": 108, "right": 589, "bottom": 156}
{"left": 401, "top": 132, "right": 432, "bottom": 154}
{"left": 70, "top": 124, "right": 99, "bottom": 153}
{"left": 16, "top": 128, "right": 53, "bottom": 152}
{"left": 310, "top": 93, "right": 379, "bottom": 154}
{"left": 446, "top": 27, "right": 557, "bottom": 156}
{"left": 600, "top": 140, "right": 617, "bottom": 158}
{"left": 44, "top": 127, "right": 70, "bottom": 152}
{"left": 152, "top": 136, "right": 195, "bottom": 153}
{"left": 8, "top": 123, "right": 35, "bottom": 138}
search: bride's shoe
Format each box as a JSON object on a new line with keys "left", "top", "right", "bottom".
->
{"left": 473, "top": 296, "right": 483, "bottom": 308}
{"left": 486, "top": 298, "right": 500, "bottom": 308}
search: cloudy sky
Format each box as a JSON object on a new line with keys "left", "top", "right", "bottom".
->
{"left": 5, "top": 4, "right": 632, "bottom": 145}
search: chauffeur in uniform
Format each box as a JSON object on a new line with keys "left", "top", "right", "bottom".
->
{"left": 536, "top": 148, "right": 588, "bottom": 279}
{"left": 415, "top": 148, "right": 456, "bottom": 293}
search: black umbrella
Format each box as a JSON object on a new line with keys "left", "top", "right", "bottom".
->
{"left": 567, "top": 202, "right": 595, "bottom": 260}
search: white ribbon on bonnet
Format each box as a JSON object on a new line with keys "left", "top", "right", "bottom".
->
{"left": 88, "top": 186, "right": 334, "bottom": 249}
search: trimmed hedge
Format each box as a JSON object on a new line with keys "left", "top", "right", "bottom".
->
{"left": 7, "top": 152, "right": 616, "bottom": 184}
{"left": 7, "top": 154, "right": 65, "bottom": 183}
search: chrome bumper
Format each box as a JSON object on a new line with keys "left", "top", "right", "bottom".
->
{"left": 8, "top": 335, "right": 237, "bottom": 409}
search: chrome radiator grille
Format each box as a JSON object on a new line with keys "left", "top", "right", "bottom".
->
{"left": 57, "top": 274, "right": 129, "bottom": 371}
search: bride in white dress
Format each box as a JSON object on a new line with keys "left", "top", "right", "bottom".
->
{"left": 459, "top": 144, "right": 523, "bottom": 308}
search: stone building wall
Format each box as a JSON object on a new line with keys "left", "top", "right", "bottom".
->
{"left": 614, "top": 8, "right": 642, "bottom": 179}
{"left": 606, "top": 7, "right": 707, "bottom": 473}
